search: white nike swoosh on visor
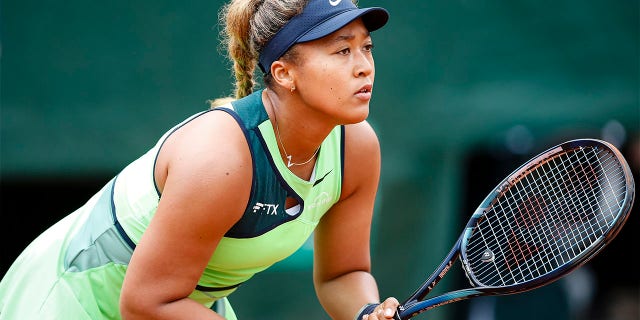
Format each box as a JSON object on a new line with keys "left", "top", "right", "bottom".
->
{"left": 329, "top": 0, "right": 342, "bottom": 6}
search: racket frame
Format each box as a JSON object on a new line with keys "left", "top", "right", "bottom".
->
{"left": 395, "top": 139, "right": 635, "bottom": 320}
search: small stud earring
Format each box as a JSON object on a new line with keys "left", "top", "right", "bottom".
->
{"left": 290, "top": 85, "right": 295, "bottom": 93}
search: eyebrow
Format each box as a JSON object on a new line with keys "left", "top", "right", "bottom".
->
{"left": 329, "top": 31, "right": 371, "bottom": 44}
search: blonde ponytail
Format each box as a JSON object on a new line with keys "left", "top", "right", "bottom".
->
{"left": 210, "top": 0, "right": 308, "bottom": 108}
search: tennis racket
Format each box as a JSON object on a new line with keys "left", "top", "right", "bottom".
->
{"left": 394, "top": 138, "right": 635, "bottom": 320}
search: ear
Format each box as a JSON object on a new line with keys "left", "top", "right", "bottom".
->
{"left": 270, "top": 60, "right": 295, "bottom": 92}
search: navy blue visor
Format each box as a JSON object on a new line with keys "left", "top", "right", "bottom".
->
{"left": 258, "top": 0, "right": 389, "bottom": 74}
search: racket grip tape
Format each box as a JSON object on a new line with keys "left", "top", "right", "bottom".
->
{"left": 354, "top": 303, "right": 379, "bottom": 320}
{"left": 354, "top": 303, "right": 403, "bottom": 320}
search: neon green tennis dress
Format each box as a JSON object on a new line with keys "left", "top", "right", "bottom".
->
{"left": 0, "top": 89, "right": 344, "bottom": 319}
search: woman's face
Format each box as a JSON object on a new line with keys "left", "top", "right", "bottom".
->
{"left": 290, "top": 18, "right": 376, "bottom": 125}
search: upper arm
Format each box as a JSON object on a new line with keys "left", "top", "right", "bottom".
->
{"left": 313, "top": 120, "right": 381, "bottom": 282}
{"left": 121, "top": 111, "right": 252, "bottom": 309}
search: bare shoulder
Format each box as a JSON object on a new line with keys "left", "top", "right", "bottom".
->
{"left": 152, "top": 108, "right": 253, "bottom": 239}
{"left": 343, "top": 120, "right": 381, "bottom": 161}
{"left": 341, "top": 120, "right": 381, "bottom": 198}
{"left": 155, "top": 110, "right": 252, "bottom": 196}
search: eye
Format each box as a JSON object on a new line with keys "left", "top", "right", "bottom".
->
{"left": 337, "top": 47, "right": 351, "bottom": 55}
{"left": 363, "top": 43, "right": 374, "bottom": 52}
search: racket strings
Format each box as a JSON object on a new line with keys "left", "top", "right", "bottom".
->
{"left": 492, "top": 147, "right": 623, "bottom": 280}
{"left": 465, "top": 145, "right": 628, "bottom": 287}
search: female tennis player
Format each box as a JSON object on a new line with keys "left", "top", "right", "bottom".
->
{"left": 0, "top": 0, "right": 399, "bottom": 319}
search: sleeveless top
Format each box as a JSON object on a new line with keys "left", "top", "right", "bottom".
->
{"left": 63, "top": 89, "right": 345, "bottom": 304}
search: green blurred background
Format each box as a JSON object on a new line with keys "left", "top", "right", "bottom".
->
{"left": 2, "top": 0, "right": 638, "bottom": 319}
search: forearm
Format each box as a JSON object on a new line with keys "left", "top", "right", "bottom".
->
{"left": 315, "top": 270, "right": 381, "bottom": 320}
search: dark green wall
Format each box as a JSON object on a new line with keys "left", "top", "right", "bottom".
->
{"left": 2, "top": 0, "right": 638, "bottom": 319}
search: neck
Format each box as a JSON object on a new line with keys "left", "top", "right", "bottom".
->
{"left": 263, "top": 89, "right": 323, "bottom": 167}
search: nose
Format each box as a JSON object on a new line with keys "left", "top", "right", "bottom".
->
{"left": 354, "top": 52, "right": 374, "bottom": 77}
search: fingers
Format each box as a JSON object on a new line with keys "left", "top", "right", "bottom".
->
{"left": 362, "top": 297, "right": 400, "bottom": 319}
{"left": 380, "top": 297, "right": 400, "bottom": 310}
{"left": 361, "top": 308, "right": 393, "bottom": 320}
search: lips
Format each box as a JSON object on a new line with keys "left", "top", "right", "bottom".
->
{"left": 357, "top": 84, "right": 372, "bottom": 94}
{"left": 354, "top": 84, "right": 373, "bottom": 101}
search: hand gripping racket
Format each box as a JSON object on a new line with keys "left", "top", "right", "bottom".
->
{"left": 394, "top": 138, "right": 635, "bottom": 320}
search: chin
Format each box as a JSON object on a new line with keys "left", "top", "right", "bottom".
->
{"left": 343, "top": 108, "right": 370, "bottom": 124}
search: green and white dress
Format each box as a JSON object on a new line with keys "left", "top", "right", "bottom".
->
{"left": 0, "top": 89, "right": 345, "bottom": 319}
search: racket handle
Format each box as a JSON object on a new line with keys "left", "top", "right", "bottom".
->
{"left": 393, "top": 308, "right": 402, "bottom": 320}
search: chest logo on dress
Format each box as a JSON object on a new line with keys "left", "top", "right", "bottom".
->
{"left": 307, "top": 192, "right": 331, "bottom": 210}
{"left": 252, "top": 202, "right": 279, "bottom": 215}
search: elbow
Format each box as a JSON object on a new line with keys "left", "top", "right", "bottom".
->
{"left": 119, "top": 286, "right": 153, "bottom": 319}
